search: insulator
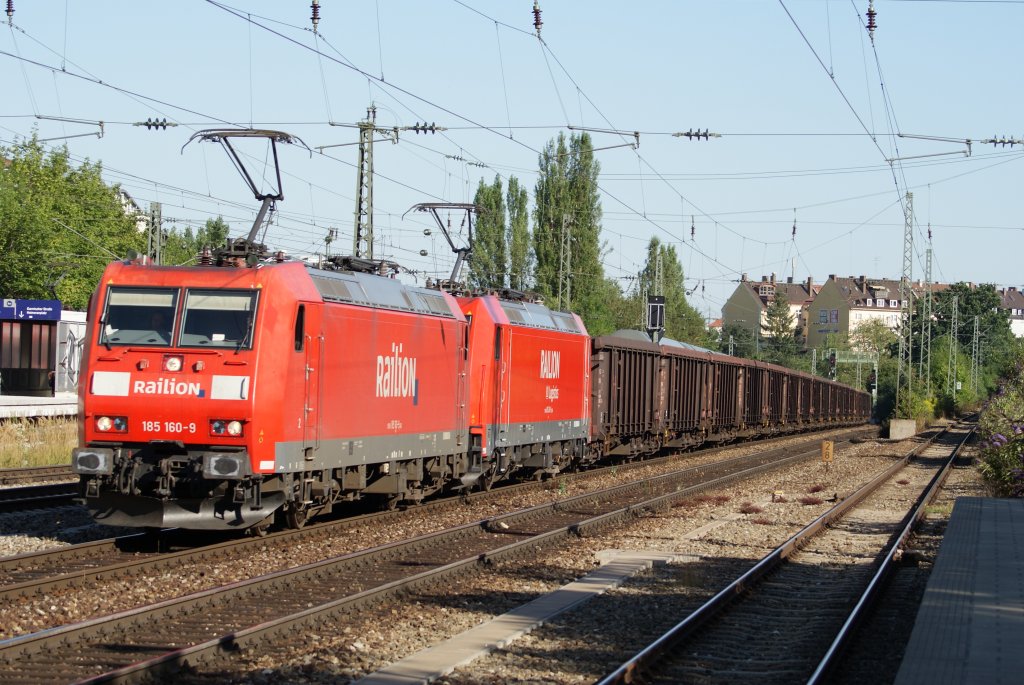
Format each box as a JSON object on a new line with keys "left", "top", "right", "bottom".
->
{"left": 310, "top": 0, "right": 320, "bottom": 34}
{"left": 5, "top": 0, "right": 13, "bottom": 25}
{"left": 866, "top": 1, "right": 877, "bottom": 36}
{"left": 532, "top": 0, "right": 542, "bottom": 34}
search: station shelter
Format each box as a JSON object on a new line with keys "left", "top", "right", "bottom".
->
{"left": 0, "top": 298, "right": 86, "bottom": 397}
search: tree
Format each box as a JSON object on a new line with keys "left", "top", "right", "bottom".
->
{"left": 720, "top": 321, "right": 757, "bottom": 359}
{"left": 636, "top": 237, "right": 709, "bottom": 346}
{"left": 850, "top": 319, "right": 898, "bottom": 359}
{"left": 468, "top": 177, "right": 507, "bottom": 291}
{"left": 506, "top": 176, "right": 532, "bottom": 292}
{"left": 162, "top": 216, "right": 231, "bottom": 267}
{"left": 921, "top": 282, "right": 1017, "bottom": 410}
{"left": 532, "top": 132, "right": 604, "bottom": 327}
{"left": 0, "top": 135, "right": 143, "bottom": 310}
{"left": 761, "top": 295, "right": 797, "bottom": 365}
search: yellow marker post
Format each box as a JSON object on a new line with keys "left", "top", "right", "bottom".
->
{"left": 821, "top": 440, "right": 834, "bottom": 463}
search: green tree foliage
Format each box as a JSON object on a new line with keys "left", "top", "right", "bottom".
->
{"left": 850, "top": 319, "right": 898, "bottom": 359}
{"left": 0, "top": 136, "right": 143, "bottom": 309}
{"left": 910, "top": 281, "right": 1020, "bottom": 416}
{"left": 719, "top": 321, "right": 757, "bottom": 359}
{"left": 761, "top": 295, "right": 798, "bottom": 365}
{"left": 929, "top": 335, "right": 976, "bottom": 415}
{"left": 468, "top": 177, "right": 507, "bottom": 291}
{"left": 532, "top": 132, "right": 605, "bottom": 328}
{"left": 506, "top": 176, "right": 532, "bottom": 292}
{"left": 161, "top": 216, "right": 231, "bottom": 267}
{"left": 636, "top": 237, "right": 709, "bottom": 346}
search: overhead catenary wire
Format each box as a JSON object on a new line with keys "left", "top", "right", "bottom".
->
{"left": 3, "top": 2, "right": 1019, "bottom": 309}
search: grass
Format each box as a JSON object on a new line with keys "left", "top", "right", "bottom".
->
{"left": 925, "top": 502, "right": 955, "bottom": 517}
{"left": 799, "top": 495, "right": 824, "bottom": 506}
{"left": 739, "top": 502, "right": 764, "bottom": 515}
{"left": 807, "top": 484, "right": 825, "bottom": 494}
{"left": 0, "top": 418, "right": 78, "bottom": 469}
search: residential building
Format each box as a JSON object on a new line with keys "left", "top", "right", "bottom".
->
{"left": 721, "top": 274, "right": 816, "bottom": 345}
{"left": 1000, "top": 287, "right": 1024, "bottom": 337}
{"left": 806, "top": 275, "right": 952, "bottom": 349}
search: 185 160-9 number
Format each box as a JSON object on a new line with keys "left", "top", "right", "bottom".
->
{"left": 142, "top": 421, "right": 197, "bottom": 434}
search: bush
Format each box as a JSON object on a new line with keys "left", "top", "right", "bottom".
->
{"left": 978, "top": 357, "right": 1024, "bottom": 496}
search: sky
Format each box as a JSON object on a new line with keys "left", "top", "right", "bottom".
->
{"left": 2, "top": 0, "right": 1022, "bottom": 320}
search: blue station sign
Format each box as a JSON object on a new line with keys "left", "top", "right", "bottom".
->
{"left": 0, "top": 298, "right": 63, "bottom": 321}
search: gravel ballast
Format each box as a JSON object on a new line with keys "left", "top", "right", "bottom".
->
{"left": 174, "top": 431, "right": 959, "bottom": 684}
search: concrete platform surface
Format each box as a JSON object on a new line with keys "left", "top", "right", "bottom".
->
{"left": 0, "top": 393, "right": 77, "bottom": 419}
{"left": 895, "top": 497, "right": 1024, "bottom": 685}
{"left": 354, "top": 550, "right": 687, "bottom": 685}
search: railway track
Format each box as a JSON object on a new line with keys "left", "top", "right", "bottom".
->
{"left": 0, "top": 482, "right": 77, "bottom": 514}
{"left": 0, "top": 426, "right": 874, "bottom": 605}
{"left": 0, "top": 427, "right": 873, "bottom": 684}
{"left": 598, "top": 421, "right": 973, "bottom": 685}
{"left": 0, "top": 465, "right": 74, "bottom": 486}
{"left": 0, "top": 465, "right": 78, "bottom": 513}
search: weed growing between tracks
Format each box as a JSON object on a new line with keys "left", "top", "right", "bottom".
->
{"left": 0, "top": 418, "right": 77, "bottom": 468}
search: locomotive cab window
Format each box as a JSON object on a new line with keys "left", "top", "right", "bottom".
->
{"left": 179, "top": 290, "right": 258, "bottom": 349}
{"left": 294, "top": 304, "right": 305, "bottom": 351}
{"left": 99, "top": 287, "right": 178, "bottom": 347}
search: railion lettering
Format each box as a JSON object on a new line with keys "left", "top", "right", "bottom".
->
{"left": 376, "top": 343, "right": 418, "bottom": 400}
{"left": 540, "top": 349, "right": 561, "bottom": 379}
{"left": 133, "top": 378, "right": 202, "bottom": 396}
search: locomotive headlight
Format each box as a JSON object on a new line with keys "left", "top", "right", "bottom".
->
{"left": 163, "top": 355, "right": 184, "bottom": 372}
{"left": 210, "top": 419, "right": 244, "bottom": 437}
{"left": 95, "top": 416, "right": 128, "bottom": 433}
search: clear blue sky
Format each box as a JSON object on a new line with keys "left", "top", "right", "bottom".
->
{"left": 2, "top": 0, "right": 1021, "bottom": 319}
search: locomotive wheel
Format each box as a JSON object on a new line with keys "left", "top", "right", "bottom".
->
{"left": 249, "top": 516, "right": 273, "bottom": 537}
{"left": 283, "top": 503, "right": 309, "bottom": 529}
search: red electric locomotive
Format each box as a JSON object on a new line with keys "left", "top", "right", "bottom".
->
{"left": 72, "top": 256, "right": 472, "bottom": 530}
{"left": 457, "top": 293, "right": 591, "bottom": 489}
